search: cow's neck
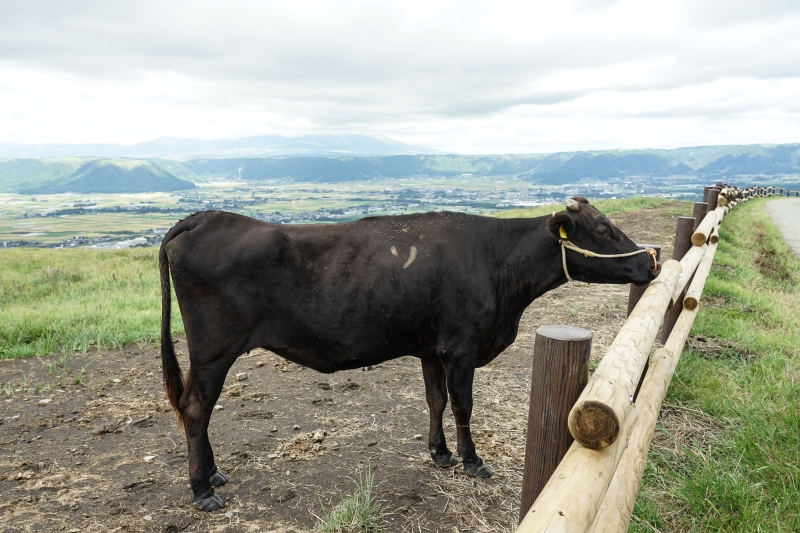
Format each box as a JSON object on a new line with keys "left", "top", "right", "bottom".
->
{"left": 493, "top": 215, "right": 568, "bottom": 308}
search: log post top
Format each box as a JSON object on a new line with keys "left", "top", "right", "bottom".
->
{"left": 536, "top": 325, "right": 592, "bottom": 342}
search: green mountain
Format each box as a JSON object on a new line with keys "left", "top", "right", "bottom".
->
{"left": 524, "top": 153, "right": 694, "bottom": 184}
{"left": 183, "top": 154, "right": 547, "bottom": 182}
{"left": 0, "top": 158, "right": 85, "bottom": 192}
{"left": 19, "top": 159, "right": 196, "bottom": 194}
{"left": 1, "top": 143, "right": 799, "bottom": 192}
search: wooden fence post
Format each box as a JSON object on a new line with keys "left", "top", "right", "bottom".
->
{"left": 692, "top": 202, "right": 708, "bottom": 230}
{"left": 627, "top": 245, "right": 662, "bottom": 317}
{"left": 661, "top": 216, "right": 695, "bottom": 343}
{"left": 707, "top": 188, "right": 720, "bottom": 212}
{"left": 519, "top": 325, "right": 592, "bottom": 523}
{"left": 702, "top": 186, "right": 712, "bottom": 203}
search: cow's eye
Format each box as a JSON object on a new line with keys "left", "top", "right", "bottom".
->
{"left": 595, "top": 226, "right": 608, "bottom": 236}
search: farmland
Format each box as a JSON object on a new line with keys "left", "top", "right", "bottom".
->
{"left": 0, "top": 174, "right": 701, "bottom": 248}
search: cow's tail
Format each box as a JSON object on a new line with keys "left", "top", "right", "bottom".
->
{"left": 159, "top": 223, "right": 189, "bottom": 429}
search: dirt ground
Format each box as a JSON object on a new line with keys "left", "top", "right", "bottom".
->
{"left": 0, "top": 202, "right": 690, "bottom": 533}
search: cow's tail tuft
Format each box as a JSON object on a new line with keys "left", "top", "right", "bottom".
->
{"left": 160, "top": 232, "right": 185, "bottom": 429}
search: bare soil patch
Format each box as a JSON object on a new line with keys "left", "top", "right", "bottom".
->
{"left": 0, "top": 202, "right": 690, "bottom": 533}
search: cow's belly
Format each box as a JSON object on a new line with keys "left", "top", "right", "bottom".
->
{"left": 239, "top": 295, "right": 437, "bottom": 372}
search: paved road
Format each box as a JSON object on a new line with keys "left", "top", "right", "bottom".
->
{"left": 766, "top": 198, "right": 800, "bottom": 259}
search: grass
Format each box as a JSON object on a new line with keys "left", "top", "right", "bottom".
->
{"left": 631, "top": 197, "right": 800, "bottom": 532}
{"left": 0, "top": 247, "right": 183, "bottom": 359}
{"left": 494, "top": 196, "right": 672, "bottom": 219}
{"left": 316, "top": 467, "right": 385, "bottom": 533}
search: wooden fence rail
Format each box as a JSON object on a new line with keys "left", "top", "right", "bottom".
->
{"left": 516, "top": 183, "right": 788, "bottom": 533}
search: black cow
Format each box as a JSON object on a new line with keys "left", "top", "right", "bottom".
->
{"left": 159, "top": 197, "right": 658, "bottom": 510}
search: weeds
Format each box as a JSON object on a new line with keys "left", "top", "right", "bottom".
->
{"left": 316, "top": 466, "right": 385, "bottom": 533}
{"left": 73, "top": 360, "right": 92, "bottom": 385}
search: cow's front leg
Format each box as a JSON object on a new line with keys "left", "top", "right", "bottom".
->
{"left": 421, "top": 358, "right": 459, "bottom": 468}
{"left": 441, "top": 355, "right": 493, "bottom": 478}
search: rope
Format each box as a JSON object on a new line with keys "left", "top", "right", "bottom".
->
{"left": 560, "top": 240, "right": 657, "bottom": 282}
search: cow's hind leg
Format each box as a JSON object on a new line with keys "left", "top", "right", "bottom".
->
{"left": 181, "top": 368, "right": 226, "bottom": 510}
{"left": 206, "top": 433, "right": 228, "bottom": 487}
{"left": 441, "top": 354, "right": 493, "bottom": 478}
{"left": 421, "top": 358, "right": 459, "bottom": 468}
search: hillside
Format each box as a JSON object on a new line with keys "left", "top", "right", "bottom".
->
{"left": 19, "top": 159, "right": 196, "bottom": 194}
{"left": 2, "top": 143, "right": 799, "bottom": 192}
{"left": 0, "top": 158, "right": 86, "bottom": 192}
{"left": 183, "top": 144, "right": 800, "bottom": 184}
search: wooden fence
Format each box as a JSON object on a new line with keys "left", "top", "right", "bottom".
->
{"left": 515, "top": 183, "right": 798, "bottom": 533}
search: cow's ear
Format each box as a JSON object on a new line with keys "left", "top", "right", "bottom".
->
{"left": 547, "top": 211, "right": 576, "bottom": 241}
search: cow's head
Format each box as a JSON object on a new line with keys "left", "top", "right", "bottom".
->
{"left": 546, "top": 197, "right": 659, "bottom": 285}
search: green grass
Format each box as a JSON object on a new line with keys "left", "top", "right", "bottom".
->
{"left": 631, "top": 198, "right": 800, "bottom": 532}
{"left": 316, "top": 467, "right": 385, "bottom": 533}
{"left": 0, "top": 247, "right": 182, "bottom": 359}
{"left": 495, "top": 196, "right": 672, "bottom": 219}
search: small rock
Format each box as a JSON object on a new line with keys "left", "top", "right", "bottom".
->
{"left": 143, "top": 515, "right": 152, "bottom": 521}
{"left": 225, "top": 511, "right": 233, "bottom": 518}
{"left": 367, "top": 441, "right": 377, "bottom": 447}
{"left": 413, "top": 434, "right": 423, "bottom": 440}
{"left": 267, "top": 453, "right": 279, "bottom": 459}
{"left": 255, "top": 361, "right": 266, "bottom": 367}
{"left": 92, "top": 421, "right": 122, "bottom": 435}
{"left": 112, "top": 379, "right": 121, "bottom": 384}
{"left": 214, "top": 404, "right": 223, "bottom": 410}
{"left": 16, "top": 471, "right": 34, "bottom": 480}
{"left": 38, "top": 398, "right": 52, "bottom": 405}
{"left": 271, "top": 426, "right": 277, "bottom": 432}
{"left": 293, "top": 424, "right": 300, "bottom": 430}
{"left": 236, "top": 372, "right": 248, "bottom": 381}
{"left": 143, "top": 455, "right": 156, "bottom": 463}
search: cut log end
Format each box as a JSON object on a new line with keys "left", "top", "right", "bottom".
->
{"left": 691, "top": 233, "right": 707, "bottom": 246}
{"left": 568, "top": 401, "right": 620, "bottom": 450}
{"left": 683, "top": 296, "right": 699, "bottom": 310}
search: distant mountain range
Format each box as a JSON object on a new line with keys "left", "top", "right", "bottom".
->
{"left": 0, "top": 134, "right": 438, "bottom": 159}
{"left": 1, "top": 143, "right": 798, "bottom": 194}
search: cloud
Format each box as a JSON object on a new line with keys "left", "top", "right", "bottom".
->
{"left": 0, "top": 0, "right": 799, "bottom": 151}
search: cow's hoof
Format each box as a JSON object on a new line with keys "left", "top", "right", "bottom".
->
{"left": 464, "top": 463, "right": 493, "bottom": 478}
{"left": 193, "top": 490, "right": 225, "bottom": 511}
{"left": 209, "top": 468, "right": 228, "bottom": 487}
{"left": 431, "top": 452, "right": 460, "bottom": 468}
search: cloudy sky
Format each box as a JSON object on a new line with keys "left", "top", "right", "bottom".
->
{"left": 1, "top": 0, "right": 799, "bottom": 153}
